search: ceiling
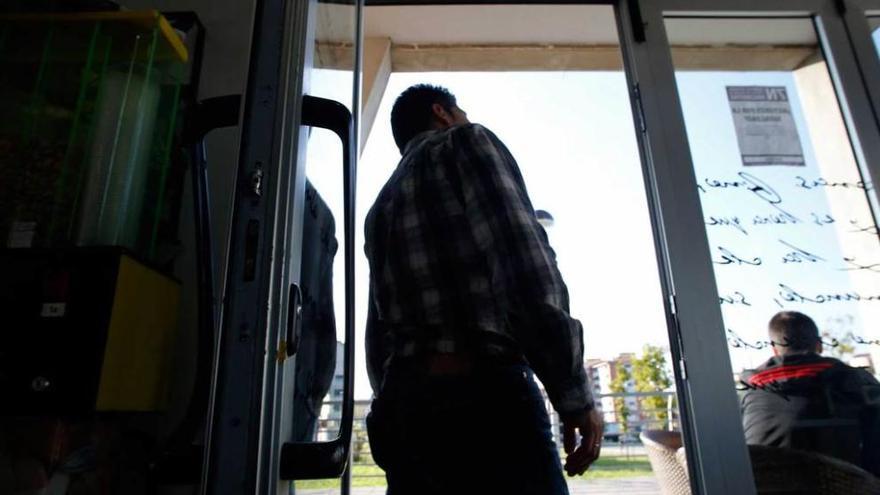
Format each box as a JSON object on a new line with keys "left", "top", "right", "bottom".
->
{"left": 315, "top": 4, "right": 820, "bottom": 71}
{"left": 318, "top": 4, "right": 819, "bottom": 47}
{"left": 364, "top": 5, "right": 619, "bottom": 45}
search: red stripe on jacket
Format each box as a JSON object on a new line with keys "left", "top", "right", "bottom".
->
{"left": 748, "top": 362, "right": 833, "bottom": 387}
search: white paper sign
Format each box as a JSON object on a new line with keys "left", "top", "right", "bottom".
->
{"left": 728, "top": 86, "right": 805, "bottom": 167}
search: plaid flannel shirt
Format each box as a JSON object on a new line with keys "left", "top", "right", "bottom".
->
{"left": 364, "top": 123, "right": 592, "bottom": 416}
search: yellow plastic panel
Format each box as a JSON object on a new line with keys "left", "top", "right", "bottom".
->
{"left": 96, "top": 255, "right": 180, "bottom": 411}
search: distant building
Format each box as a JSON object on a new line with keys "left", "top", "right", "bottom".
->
{"left": 585, "top": 353, "right": 641, "bottom": 438}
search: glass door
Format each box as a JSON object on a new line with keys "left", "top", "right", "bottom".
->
{"left": 205, "top": 0, "right": 361, "bottom": 493}
{"left": 286, "top": 0, "right": 361, "bottom": 493}
{"left": 622, "top": 0, "right": 880, "bottom": 492}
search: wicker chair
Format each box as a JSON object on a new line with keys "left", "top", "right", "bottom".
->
{"left": 746, "top": 444, "right": 880, "bottom": 495}
{"left": 640, "top": 430, "right": 692, "bottom": 495}
{"left": 641, "top": 430, "right": 880, "bottom": 495}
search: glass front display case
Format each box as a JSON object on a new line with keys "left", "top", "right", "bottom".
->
{"left": 0, "top": 11, "right": 187, "bottom": 263}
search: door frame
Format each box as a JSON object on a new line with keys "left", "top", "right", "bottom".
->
{"left": 207, "top": 0, "right": 880, "bottom": 493}
{"left": 203, "top": 0, "right": 334, "bottom": 493}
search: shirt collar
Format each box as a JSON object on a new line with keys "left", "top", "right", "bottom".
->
{"left": 402, "top": 129, "right": 438, "bottom": 156}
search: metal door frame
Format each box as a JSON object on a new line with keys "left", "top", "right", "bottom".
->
{"left": 203, "top": 0, "right": 308, "bottom": 490}
{"left": 203, "top": 0, "right": 363, "bottom": 493}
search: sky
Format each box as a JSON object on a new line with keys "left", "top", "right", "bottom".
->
{"left": 304, "top": 25, "right": 880, "bottom": 399}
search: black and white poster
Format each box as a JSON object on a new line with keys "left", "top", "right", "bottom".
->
{"left": 728, "top": 86, "right": 805, "bottom": 167}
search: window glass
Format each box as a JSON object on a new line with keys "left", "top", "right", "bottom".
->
{"left": 667, "top": 15, "right": 880, "bottom": 486}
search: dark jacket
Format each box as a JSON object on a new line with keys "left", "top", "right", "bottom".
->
{"left": 740, "top": 353, "right": 880, "bottom": 476}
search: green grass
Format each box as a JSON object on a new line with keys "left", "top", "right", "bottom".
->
{"left": 295, "top": 456, "right": 653, "bottom": 490}
{"left": 295, "top": 464, "right": 386, "bottom": 490}
{"left": 575, "top": 456, "right": 653, "bottom": 480}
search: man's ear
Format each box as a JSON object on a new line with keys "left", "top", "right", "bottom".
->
{"left": 815, "top": 341, "right": 823, "bottom": 354}
{"left": 431, "top": 103, "right": 454, "bottom": 128}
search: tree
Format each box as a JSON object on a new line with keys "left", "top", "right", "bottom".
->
{"left": 610, "top": 364, "right": 632, "bottom": 435}
{"left": 822, "top": 331, "right": 855, "bottom": 362}
{"left": 632, "top": 345, "right": 673, "bottom": 425}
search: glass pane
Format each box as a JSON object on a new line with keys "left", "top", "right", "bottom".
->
{"left": 292, "top": 0, "right": 356, "bottom": 491}
{"left": 666, "top": 16, "right": 880, "bottom": 489}
{"left": 294, "top": 125, "right": 344, "bottom": 445}
{"left": 347, "top": 4, "right": 687, "bottom": 493}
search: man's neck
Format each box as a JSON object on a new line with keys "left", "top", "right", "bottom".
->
{"left": 776, "top": 351, "right": 821, "bottom": 360}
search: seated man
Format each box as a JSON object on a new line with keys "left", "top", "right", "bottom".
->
{"left": 740, "top": 311, "right": 880, "bottom": 476}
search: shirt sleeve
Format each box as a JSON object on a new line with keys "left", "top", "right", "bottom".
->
{"left": 365, "top": 283, "right": 391, "bottom": 396}
{"left": 446, "top": 124, "right": 593, "bottom": 416}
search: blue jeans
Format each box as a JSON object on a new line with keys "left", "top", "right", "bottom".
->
{"left": 367, "top": 364, "right": 569, "bottom": 495}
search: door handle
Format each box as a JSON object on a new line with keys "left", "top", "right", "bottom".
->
{"left": 280, "top": 94, "right": 355, "bottom": 480}
{"left": 286, "top": 283, "right": 303, "bottom": 357}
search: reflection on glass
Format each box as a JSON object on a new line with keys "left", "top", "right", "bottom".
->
{"left": 292, "top": 0, "right": 355, "bottom": 451}
{"left": 667, "top": 16, "right": 880, "bottom": 488}
{"left": 291, "top": 177, "right": 339, "bottom": 443}
{"left": 291, "top": 2, "right": 355, "bottom": 490}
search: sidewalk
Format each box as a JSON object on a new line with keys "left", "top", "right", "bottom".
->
{"left": 297, "top": 476, "right": 661, "bottom": 495}
{"left": 570, "top": 476, "right": 660, "bottom": 494}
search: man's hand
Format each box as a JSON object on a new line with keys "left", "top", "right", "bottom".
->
{"left": 561, "top": 407, "right": 604, "bottom": 476}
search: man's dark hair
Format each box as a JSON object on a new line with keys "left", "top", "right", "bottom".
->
{"left": 768, "top": 311, "right": 821, "bottom": 355}
{"left": 390, "top": 84, "right": 457, "bottom": 153}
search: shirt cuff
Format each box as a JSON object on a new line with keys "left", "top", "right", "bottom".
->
{"left": 548, "top": 371, "right": 595, "bottom": 418}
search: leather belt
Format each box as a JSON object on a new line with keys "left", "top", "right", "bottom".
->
{"left": 424, "top": 353, "right": 476, "bottom": 376}
{"left": 395, "top": 350, "right": 525, "bottom": 377}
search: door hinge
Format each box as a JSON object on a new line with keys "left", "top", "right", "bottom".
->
{"left": 668, "top": 293, "right": 687, "bottom": 381}
{"left": 634, "top": 84, "right": 647, "bottom": 133}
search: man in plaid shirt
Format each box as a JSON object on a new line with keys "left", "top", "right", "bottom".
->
{"left": 364, "top": 84, "right": 602, "bottom": 494}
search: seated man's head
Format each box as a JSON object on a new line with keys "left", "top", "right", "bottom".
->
{"left": 768, "top": 311, "right": 822, "bottom": 357}
{"left": 390, "top": 84, "right": 469, "bottom": 154}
